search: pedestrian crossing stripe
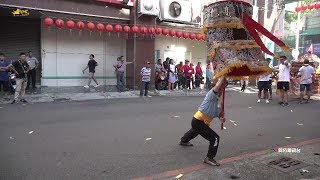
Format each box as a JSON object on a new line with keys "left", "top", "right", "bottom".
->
{"left": 227, "top": 87, "right": 258, "bottom": 94}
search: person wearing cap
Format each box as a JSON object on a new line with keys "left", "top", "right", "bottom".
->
{"left": 179, "top": 76, "right": 227, "bottom": 166}
{"left": 140, "top": 61, "right": 152, "bottom": 97}
{"left": 298, "top": 59, "right": 315, "bottom": 104}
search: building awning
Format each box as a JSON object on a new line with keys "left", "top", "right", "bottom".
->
{"left": 301, "top": 28, "right": 320, "bottom": 36}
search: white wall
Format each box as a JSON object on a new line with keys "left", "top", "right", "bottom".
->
{"left": 41, "top": 25, "right": 126, "bottom": 86}
{"left": 155, "top": 35, "right": 207, "bottom": 68}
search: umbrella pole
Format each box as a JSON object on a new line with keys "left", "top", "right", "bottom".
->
{"left": 220, "top": 87, "right": 226, "bottom": 130}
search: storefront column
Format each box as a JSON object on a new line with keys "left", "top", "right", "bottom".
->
{"left": 126, "top": 9, "right": 155, "bottom": 90}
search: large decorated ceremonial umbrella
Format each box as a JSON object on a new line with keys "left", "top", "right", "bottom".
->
{"left": 202, "top": 0, "right": 290, "bottom": 80}
{"left": 202, "top": 0, "right": 290, "bottom": 129}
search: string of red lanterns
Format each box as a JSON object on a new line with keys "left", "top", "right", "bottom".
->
{"left": 43, "top": 17, "right": 206, "bottom": 41}
{"left": 295, "top": 2, "right": 320, "bottom": 12}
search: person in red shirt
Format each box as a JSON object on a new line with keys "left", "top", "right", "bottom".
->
{"left": 195, "top": 62, "right": 203, "bottom": 88}
{"left": 176, "top": 61, "right": 184, "bottom": 89}
{"left": 182, "top": 60, "right": 191, "bottom": 89}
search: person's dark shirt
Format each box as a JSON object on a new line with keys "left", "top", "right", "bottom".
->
{"left": 88, "top": 59, "right": 98, "bottom": 73}
{"left": 12, "top": 60, "right": 29, "bottom": 79}
{"left": 0, "top": 60, "right": 10, "bottom": 81}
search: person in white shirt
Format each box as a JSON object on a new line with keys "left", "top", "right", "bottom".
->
{"left": 168, "top": 59, "right": 177, "bottom": 91}
{"left": 298, "top": 59, "right": 315, "bottom": 104}
{"left": 277, "top": 56, "right": 290, "bottom": 106}
{"left": 140, "top": 61, "right": 152, "bottom": 97}
{"left": 257, "top": 74, "right": 271, "bottom": 104}
{"left": 26, "top": 51, "right": 39, "bottom": 89}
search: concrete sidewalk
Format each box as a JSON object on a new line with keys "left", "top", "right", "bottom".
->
{"left": 1, "top": 85, "right": 320, "bottom": 104}
{"left": 159, "top": 140, "right": 320, "bottom": 180}
{"left": 0, "top": 87, "right": 209, "bottom": 104}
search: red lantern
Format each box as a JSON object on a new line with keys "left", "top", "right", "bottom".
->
{"left": 308, "top": 4, "right": 314, "bottom": 10}
{"left": 169, "top": 29, "right": 176, "bottom": 37}
{"left": 189, "top": 33, "right": 196, "bottom": 40}
{"left": 44, "top": 17, "right": 54, "bottom": 27}
{"left": 148, "top": 27, "right": 155, "bottom": 34}
{"left": 196, "top": 34, "right": 202, "bottom": 41}
{"left": 176, "top": 31, "right": 183, "bottom": 38}
{"left": 76, "top": 21, "right": 85, "bottom": 30}
{"left": 131, "top": 26, "right": 139, "bottom": 34}
{"left": 202, "top": 35, "right": 206, "bottom": 41}
{"left": 140, "top": 26, "right": 147, "bottom": 34}
{"left": 66, "top": 20, "right": 75, "bottom": 29}
{"left": 115, "top": 24, "right": 123, "bottom": 33}
{"left": 96, "top": 23, "right": 105, "bottom": 32}
{"left": 162, "top": 28, "right": 169, "bottom": 36}
{"left": 106, "top": 24, "right": 113, "bottom": 33}
{"left": 301, "top": 5, "right": 308, "bottom": 11}
{"left": 87, "top": 22, "right": 95, "bottom": 32}
{"left": 295, "top": 7, "right": 301, "bottom": 12}
{"left": 155, "top": 28, "right": 162, "bottom": 35}
{"left": 55, "top": 18, "right": 64, "bottom": 28}
{"left": 123, "top": 25, "right": 131, "bottom": 33}
{"left": 315, "top": 3, "right": 320, "bottom": 9}
{"left": 183, "top": 32, "right": 189, "bottom": 39}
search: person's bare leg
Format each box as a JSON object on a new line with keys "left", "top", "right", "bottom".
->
{"left": 284, "top": 91, "right": 288, "bottom": 103}
{"left": 306, "top": 90, "right": 311, "bottom": 103}
{"left": 280, "top": 90, "right": 284, "bottom": 102}
{"left": 92, "top": 76, "right": 99, "bottom": 85}
{"left": 300, "top": 90, "right": 304, "bottom": 103}
{"left": 264, "top": 89, "right": 269, "bottom": 103}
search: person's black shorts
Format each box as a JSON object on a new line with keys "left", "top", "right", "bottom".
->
{"left": 277, "top": 81, "right": 290, "bottom": 91}
{"left": 258, "top": 81, "right": 269, "bottom": 91}
{"left": 300, "top": 84, "right": 311, "bottom": 92}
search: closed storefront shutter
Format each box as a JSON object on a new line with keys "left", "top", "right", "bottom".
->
{"left": 0, "top": 16, "right": 41, "bottom": 84}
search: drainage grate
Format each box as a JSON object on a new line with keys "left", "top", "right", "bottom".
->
{"left": 265, "top": 156, "right": 309, "bottom": 173}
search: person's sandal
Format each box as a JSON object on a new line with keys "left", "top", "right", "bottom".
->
{"left": 204, "top": 157, "right": 220, "bottom": 166}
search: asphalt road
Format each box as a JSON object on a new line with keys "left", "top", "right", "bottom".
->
{"left": 1, "top": 91, "right": 320, "bottom": 180}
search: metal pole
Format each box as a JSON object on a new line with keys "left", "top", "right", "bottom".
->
{"left": 295, "top": 1, "right": 301, "bottom": 52}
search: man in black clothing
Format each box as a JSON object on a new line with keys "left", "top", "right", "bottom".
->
{"left": 11, "top": 52, "right": 29, "bottom": 104}
{"left": 82, "top": 54, "right": 99, "bottom": 88}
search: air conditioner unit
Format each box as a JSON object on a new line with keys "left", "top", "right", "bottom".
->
{"left": 160, "top": 0, "right": 192, "bottom": 23}
{"left": 138, "top": 0, "right": 160, "bottom": 16}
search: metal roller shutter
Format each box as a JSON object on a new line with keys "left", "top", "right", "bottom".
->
{"left": 0, "top": 16, "right": 41, "bottom": 85}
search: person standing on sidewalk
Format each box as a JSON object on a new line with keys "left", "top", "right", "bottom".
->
{"left": 298, "top": 59, "right": 315, "bottom": 104}
{"left": 0, "top": 53, "right": 11, "bottom": 97}
{"left": 26, "top": 51, "right": 39, "bottom": 90}
{"left": 82, "top": 54, "right": 99, "bottom": 88}
{"left": 195, "top": 62, "right": 203, "bottom": 89}
{"left": 176, "top": 61, "right": 184, "bottom": 90}
{"left": 11, "top": 52, "right": 29, "bottom": 104}
{"left": 257, "top": 74, "right": 270, "bottom": 104}
{"left": 277, "top": 56, "right": 290, "bottom": 107}
{"left": 140, "top": 61, "right": 152, "bottom": 97}
{"left": 179, "top": 76, "right": 227, "bottom": 166}
{"left": 182, "top": 60, "right": 191, "bottom": 89}
{"left": 113, "top": 56, "right": 133, "bottom": 92}
{"left": 205, "top": 63, "right": 212, "bottom": 90}
{"left": 168, "top": 59, "right": 177, "bottom": 91}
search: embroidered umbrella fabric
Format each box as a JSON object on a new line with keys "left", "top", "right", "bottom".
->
{"left": 202, "top": 0, "right": 290, "bottom": 80}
